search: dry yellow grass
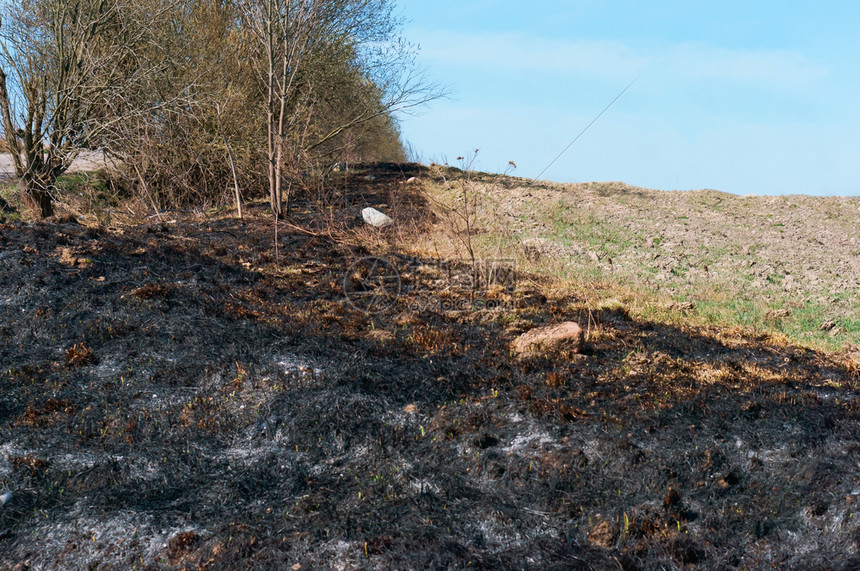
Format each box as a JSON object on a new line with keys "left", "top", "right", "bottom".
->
{"left": 403, "top": 167, "right": 860, "bottom": 353}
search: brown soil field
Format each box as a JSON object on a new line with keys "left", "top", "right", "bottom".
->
{"left": 0, "top": 164, "right": 859, "bottom": 569}
{"left": 419, "top": 171, "right": 860, "bottom": 350}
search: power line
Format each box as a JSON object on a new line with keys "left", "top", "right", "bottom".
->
{"left": 531, "top": 78, "right": 637, "bottom": 183}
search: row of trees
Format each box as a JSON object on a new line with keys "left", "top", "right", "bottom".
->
{"left": 0, "top": 0, "right": 437, "bottom": 218}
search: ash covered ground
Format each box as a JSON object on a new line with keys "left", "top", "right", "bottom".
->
{"left": 0, "top": 168, "right": 859, "bottom": 569}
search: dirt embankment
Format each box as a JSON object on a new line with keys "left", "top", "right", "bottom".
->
{"left": 432, "top": 173, "right": 860, "bottom": 349}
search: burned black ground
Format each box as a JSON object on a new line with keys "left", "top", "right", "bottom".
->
{"left": 0, "top": 166, "right": 859, "bottom": 570}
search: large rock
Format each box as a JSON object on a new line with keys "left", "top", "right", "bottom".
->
{"left": 361, "top": 207, "right": 393, "bottom": 228}
{"left": 512, "top": 321, "right": 584, "bottom": 356}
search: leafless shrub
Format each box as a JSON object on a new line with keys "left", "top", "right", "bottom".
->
{"left": 422, "top": 153, "right": 520, "bottom": 294}
{"left": 0, "top": 0, "right": 177, "bottom": 218}
{"left": 1, "top": 0, "right": 441, "bottom": 220}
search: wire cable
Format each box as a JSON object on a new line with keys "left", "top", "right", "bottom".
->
{"left": 531, "top": 78, "right": 637, "bottom": 183}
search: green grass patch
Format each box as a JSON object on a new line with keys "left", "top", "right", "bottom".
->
{"left": 550, "top": 205, "right": 633, "bottom": 255}
{"left": 0, "top": 181, "right": 21, "bottom": 221}
{"left": 56, "top": 171, "right": 118, "bottom": 207}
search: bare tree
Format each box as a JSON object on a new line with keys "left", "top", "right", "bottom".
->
{"left": 0, "top": 0, "right": 162, "bottom": 218}
{"left": 237, "top": 0, "right": 441, "bottom": 218}
{"left": 94, "top": 0, "right": 258, "bottom": 213}
{"left": 0, "top": 0, "right": 439, "bottom": 219}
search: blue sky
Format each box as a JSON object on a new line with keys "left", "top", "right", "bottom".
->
{"left": 395, "top": 1, "right": 860, "bottom": 196}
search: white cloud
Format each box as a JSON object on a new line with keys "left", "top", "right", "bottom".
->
{"left": 402, "top": 28, "right": 856, "bottom": 195}
{"left": 410, "top": 29, "right": 830, "bottom": 94}
{"left": 660, "top": 43, "right": 828, "bottom": 91}
{"left": 411, "top": 29, "right": 647, "bottom": 77}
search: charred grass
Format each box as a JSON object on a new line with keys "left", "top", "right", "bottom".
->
{"left": 0, "top": 164, "right": 858, "bottom": 569}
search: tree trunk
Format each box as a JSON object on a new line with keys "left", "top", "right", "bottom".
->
{"left": 20, "top": 174, "right": 54, "bottom": 219}
{"left": 265, "top": 0, "right": 281, "bottom": 219}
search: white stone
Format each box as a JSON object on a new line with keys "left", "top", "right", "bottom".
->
{"left": 362, "top": 207, "right": 393, "bottom": 228}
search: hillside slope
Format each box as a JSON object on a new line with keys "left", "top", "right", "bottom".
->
{"left": 418, "top": 171, "right": 860, "bottom": 349}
